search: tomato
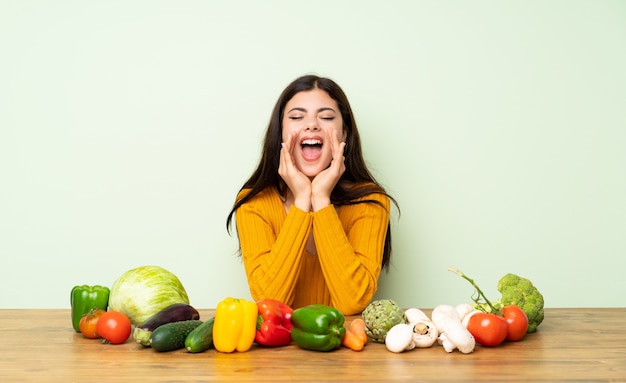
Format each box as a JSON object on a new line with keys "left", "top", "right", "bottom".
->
{"left": 502, "top": 305, "right": 529, "bottom": 341}
{"left": 467, "top": 312, "right": 508, "bottom": 347}
{"left": 79, "top": 309, "right": 105, "bottom": 339}
{"left": 96, "top": 311, "right": 132, "bottom": 344}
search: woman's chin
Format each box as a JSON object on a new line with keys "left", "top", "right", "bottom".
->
{"left": 298, "top": 164, "right": 327, "bottom": 178}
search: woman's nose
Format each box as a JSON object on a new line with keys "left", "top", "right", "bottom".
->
{"left": 305, "top": 119, "right": 319, "bottom": 131}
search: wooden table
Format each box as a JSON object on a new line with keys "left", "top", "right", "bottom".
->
{"left": 1, "top": 308, "right": 624, "bottom": 382}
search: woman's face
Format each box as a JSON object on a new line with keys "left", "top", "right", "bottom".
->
{"left": 282, "top": 88, "right": 346, "bottom": 178}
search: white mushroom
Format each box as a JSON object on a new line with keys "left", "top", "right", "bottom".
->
{"left": 385, "top": 323, "right": 416, "bottom": 353}
{"left": 431, "top": 304, "right": 476, "bottom": 354}
{"left": 405, "top": 308, "right": 438, "bottom": 348}
{"left": 385, "top": 308, "right": 439, "bottom": 353}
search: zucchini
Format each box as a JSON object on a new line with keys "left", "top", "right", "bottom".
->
{"left": 134, "top": 303, "right": 200, "bottom": 347}
{"left": 150, "top": 320, "right": 202, "bottom": 352}
{"left": 185, "top": 317, "right": 215, "bottom": 353}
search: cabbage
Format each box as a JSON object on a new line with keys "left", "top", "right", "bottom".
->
{"left": 108, "top": 265, "right": 190, "bottom": 325}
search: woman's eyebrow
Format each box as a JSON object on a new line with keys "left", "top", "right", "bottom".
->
{"left": 286, "top": 107, "right": 337, "bottom": 113}
{"left": 317, "top": 107, "right": 337, "bottom": 113}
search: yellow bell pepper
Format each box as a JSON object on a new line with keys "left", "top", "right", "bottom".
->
{"left": 213, "top": 297, "right": 258, "bottom": 353}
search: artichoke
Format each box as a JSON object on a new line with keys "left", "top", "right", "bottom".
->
{"left": 361, "top": 299, "right": 407, "bottom": 343}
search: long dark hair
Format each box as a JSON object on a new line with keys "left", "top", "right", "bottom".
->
{"left": 226, "top": 74, "right": 398, "bottom": 270}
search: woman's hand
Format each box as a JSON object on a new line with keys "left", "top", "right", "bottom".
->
{"left": 311, "top": 133, "right": 346, "bottom": 211}
{"left": 279, "top": 134, "right": 312, "bottom": 211}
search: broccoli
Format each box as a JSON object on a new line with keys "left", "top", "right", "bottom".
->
{"left": 449, "top": 268, "right": 545, "bottom": 333}
{"left": 495, "top": 273, "right": 545, "bottom": 333}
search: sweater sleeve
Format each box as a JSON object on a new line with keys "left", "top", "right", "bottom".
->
{"left": 235, "top": 190, "right": 312, "bottom": 307}
{"left": 313, "top": 193, "right": 390, "bottom": 315}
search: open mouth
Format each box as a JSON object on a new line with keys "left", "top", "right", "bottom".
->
{"left": 301, "top": 138, "right": 323, "bottom": 160}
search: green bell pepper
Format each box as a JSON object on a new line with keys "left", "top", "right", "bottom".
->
{"left": 290, "top": 304, "right": 346, "bottom": 352}
{"left": 70, "top": 285, "right": 110, "bottom": 332}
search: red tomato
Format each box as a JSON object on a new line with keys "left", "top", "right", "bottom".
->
{"left": 96, "top": 311, "right": 132, "bottom": 344}
{"left": 79, "top": 309, "right": 105, "bottom": 339}
{"left": 502, "top": 305, "right": 529, "bottom": 341}
{"left": 467, "top": 313, "right": 508, "bottom": 347}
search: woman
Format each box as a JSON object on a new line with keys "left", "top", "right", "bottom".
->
{"left": 226, "top": 74, "right": 398, "bottom": 315}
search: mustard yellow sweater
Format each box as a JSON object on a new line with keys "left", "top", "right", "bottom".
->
{"left": 235, "top": 187, "right": 390, "bottom": 315}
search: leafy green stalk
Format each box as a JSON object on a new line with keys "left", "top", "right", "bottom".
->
{"left": 448, "top": 267, "right": 502, "bottom": 316}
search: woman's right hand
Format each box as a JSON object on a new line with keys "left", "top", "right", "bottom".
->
{"left": 278, "top": 134, "right": 312, "bottom": 211}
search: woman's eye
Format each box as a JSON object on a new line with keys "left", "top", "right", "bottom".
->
{"left": 320, "top": 116, "right": 335, "bottom": 121}
{"left": 288, "top": 116, "right": 303, "bottom": 120}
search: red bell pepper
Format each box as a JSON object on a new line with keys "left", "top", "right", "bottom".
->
{"left": 255, "top": 299, "right": 294, "bottom": 346}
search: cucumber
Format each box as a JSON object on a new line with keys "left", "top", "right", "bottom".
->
{"left": 185, "top": 317, "right": 215, "bottom": 353}
{"left": 149, "top": 320, "right": 203, "bottom": 352}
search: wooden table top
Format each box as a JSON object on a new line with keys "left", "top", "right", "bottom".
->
{"left": 1, "top": 308, "right": 624, "bottom": 382}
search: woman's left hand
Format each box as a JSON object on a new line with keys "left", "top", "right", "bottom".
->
{"left": 311, "top": 133, "right": 346, "bottom": 211}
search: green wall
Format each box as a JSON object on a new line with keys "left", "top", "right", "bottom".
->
{"left": 2, "top": 0, "right": 625, "bottom": 309}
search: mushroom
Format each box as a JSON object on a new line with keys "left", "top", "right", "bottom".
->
{"left": 384, "top": 308, "right": 439, "bottom": 353}
{"left": 431, "top": 304, "right": 475, "bottom": 354}
{"left": 385, "top": 323, "right": 416, "bottom": 353}
{"left": 405, "top": 308, "right": 438, "bottom": 348}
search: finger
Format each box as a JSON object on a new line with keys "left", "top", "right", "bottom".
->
{"left": 337, "top": 141, "right": 346, "bottom": 159}
{"left": 331, "top": 138, "right": 346, "bottom": 168}
{"left": 288, "top": 133, "right": 299, "bottom": 158}
{"left": 329, "top": 132, "right": 339, "bottom": 152}
{"left": 282, "top": 145, "right": 295, "bottom": 169}
{"left": 278, "top": 143, "right": 287, "bottom": 176}
{"left": 330, "top": 134, "right": 344, "bottom": 160}
{"left": 283, "top": 134, "right": 298, "bottom": 164}
{"left": 280, "top": 143, "right": 286, "bottom": 164}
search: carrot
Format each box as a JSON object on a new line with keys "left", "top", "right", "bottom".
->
{"left": 341, "top": 318, "right": 368, "bottom": 351}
